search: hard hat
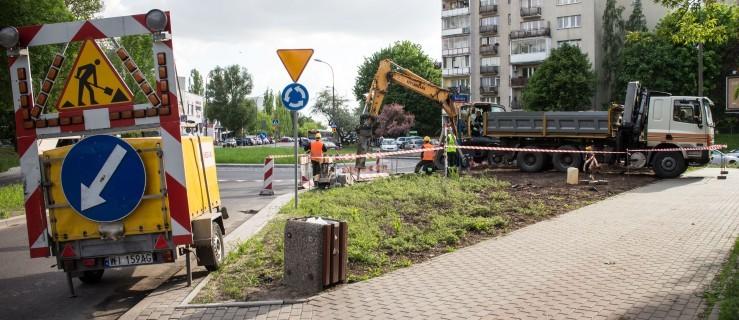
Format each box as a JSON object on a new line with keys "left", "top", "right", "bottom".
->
{"left": 423, "top": 136, "right": 431, "bottom": 142}
{"left": 585, "top": 146, "right": 593, "bottom": 151}
{"left": 315, "top": 132, "right": 321, "bottom": 139}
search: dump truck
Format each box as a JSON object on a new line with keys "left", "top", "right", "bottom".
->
{"left": 3, "top": 9, "right": 227, "bottom": 296}
{"left": 465, "top": 82, "right": 715, "bottom": 178}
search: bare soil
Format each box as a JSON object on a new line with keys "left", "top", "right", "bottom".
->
{"left": 235, "top": 169, "right": 656, "bottom": 302}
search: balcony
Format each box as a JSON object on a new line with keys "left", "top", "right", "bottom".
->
{"left": 480, "top": 24, "right": 498, "bottom": 35}
{"left": 510, "top": 27, "right": 550, "bottom": 39}
{"left": 442, "top": 26, "right": 471, "bottom": 37}
{"left": 480, "top": 44, "right": 499, "bottom": 56}
{"left": 511, "top": 77, "right": 529, "bottom": 88}
{"left": 442, "top": 47, "right": 470, "bottom": 56}
{"left": 480, "top": 4, "right": 497, "bottom": 15}
{"left": 480, "top": 86, "right": 498, "bottom": 95}
{"left": 520, "top": 6, "right": 542, "bottom": 18}
{"left": 442, "top": 6, "right": 470, "bottom": 17}
{"left": 448, "top": 86, "right": 471, "bottom": 95}
{"left": 480, "top": 65, "right": 499, "bottom": 75}
{"left": 443, "top": 67, "right": 471, "bottom": 76}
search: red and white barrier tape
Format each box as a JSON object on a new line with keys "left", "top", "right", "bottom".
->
{"left": 627, "top": 144, "right": 726, "bottom": 153}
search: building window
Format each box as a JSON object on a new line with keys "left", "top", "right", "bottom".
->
{"left": 481, "top": 76, "right": 500, "bottom": 87}
{"left": 511, "top": 38, "right": 547, "bottom": 55}
{"left": 444, "top": 55, "right": 470, "bottom": 68}
{"left": 443, "top": 15, "right": 470, "bottom": 30}
{"left": 556, "top": 0, "right": 580, "bottom": 5}
{"left": 520, "top": 0, "right": 542, "bottom": 8}
{"left": 557, "top": 15, "right": 581, "bottom": 29}
{"left": 480, "top": 36, "right": 499, "bottom": 46}
{"left": 521, "top": 20, "right": 546, "bottom": 31}
{"left": 557, "top": 39, "right": 581, "bottom": 48}
{"left": 480, "top": 57, "right": 500, "bottom": 66}
{"left": 442, "top": 1, "right": 470, "bottom": 10}
{"left": 481, "top": 0, "right": 497, "bottom": 5}
{"left": 443, "top": 36, "right": 470, "bottom": 50}
{"left": 480, "top": 16, "right": 498, "bottom": 26}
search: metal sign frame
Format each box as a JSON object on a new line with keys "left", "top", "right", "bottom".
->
{"left": 7, "top": 11, "right": 193, "bottom": 258}
{"left": 727, "top": 76, "right": 739, "bottom": 113}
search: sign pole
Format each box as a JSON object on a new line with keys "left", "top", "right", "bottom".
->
{"left": 292, "top": 111, "right": 299, "bottom": 209}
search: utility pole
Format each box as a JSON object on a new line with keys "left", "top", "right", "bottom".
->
{"left": 698, "top": 42, "right": 704, "bottom": 97}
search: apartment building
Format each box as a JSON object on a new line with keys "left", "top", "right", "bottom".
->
{"left": 441, "top": 0, "right": 668, "bottom": 110}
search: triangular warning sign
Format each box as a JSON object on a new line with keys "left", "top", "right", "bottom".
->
{"left": 276, "top": 49, "right": 314, "bottom": 82}
{"left": 56, "top": 40, "right": 133, "bottom": 109}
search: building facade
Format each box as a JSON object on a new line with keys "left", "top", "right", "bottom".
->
{"left": 177, "top": 76, "right": 206, "bottom": 135}
{"left": 441, "top": 0, "right": 668, "bottom": 110}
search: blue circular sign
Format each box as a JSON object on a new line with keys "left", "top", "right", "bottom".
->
{"left": 61, "top": 135, "right": 146, "bottom": 223}
{"left": 281, "top": 83, "right": 309, "bottom": 111}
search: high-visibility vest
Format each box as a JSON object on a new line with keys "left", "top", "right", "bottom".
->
{"left": 310, "top": 140, "right": 324, "bottom": 160}
{"left": 446, "top": 133, "right": 457, "bottom": 153}
{"left": 422, "top": 143, "right": 435, "bottom": 161}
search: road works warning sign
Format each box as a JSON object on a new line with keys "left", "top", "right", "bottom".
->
{"left": 56, "top": 40, "right": 133, "bottom": 109}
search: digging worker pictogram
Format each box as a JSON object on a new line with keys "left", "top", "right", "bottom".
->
{"left": 76, "top": 59, "right": 101, "bottom": 106}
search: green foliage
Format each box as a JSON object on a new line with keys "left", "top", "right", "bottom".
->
{"left": 262, "top": 88, "right": 274, "bottom": 115}
{"left": 353, "top": 41, "right": 441, "bottom": 136}
{"left": 617, "top": 33, "right": 721, "bottom": 101}
{"left": 115, "top": 35, "right": 155, "bottom": 105}
{"left": 625, "top": 0, "right": 648, "bottom": 32}
{"left": 311, "top": 88, "right": 358, "bottom": 143}
{"left": 0, "top": 147, "right": 18, "bottom": 173}
{"left": 0, "top": 183, "right": 23, "bottom": 220}
{"left": 189, "top": 69, "right": 204, "bottom": 95}
{"left": 655, "top": 2, "right": 739, "bottom": 46}
{"left": 64, "top": 0, "right": 102, "bottom": 19}
{"left": 602, "top": 0, "right": 625, "bottom": 101}
{"left": 214, "top": 146, "right": 355, "bottom": 164}
{"left": 270, "top": 90, "right": 293, "bottom": 138}
{"left": 298, "top": 116, "right": 324, "bottom": 137}
{"left": 522, "top": 44, "right": 595, "bottom": 111}
{"left": 205, "top": 65, "right": 254, "bottom": 135}
{"left": 703, "top": 236, "right": 739, "bottom": 320}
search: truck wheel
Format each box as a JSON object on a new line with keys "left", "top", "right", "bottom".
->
{"left": 517, "top": 151, "right": 546, "bottom": 172}
{"left": 204, "top": 223, "right": 224, "bottom": 272}
{"left": 79, "top": 269, "right": 104, "bottom": 283}
{"left": 552, "top": 146, "right": 582, "bottom": 172}
{"left": 653, "top": 152, "right": 686, "bottom": 178}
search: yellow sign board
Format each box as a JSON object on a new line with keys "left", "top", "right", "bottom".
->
{"left": 56, "top": 40, "right": 133, "bottom": 109}
{"left": 276, "top": 49, "right": 314, "bottom": 82}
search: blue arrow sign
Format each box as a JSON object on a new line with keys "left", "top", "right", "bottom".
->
{"left": 281, "top": 83, "right": 309, "bottom": 111}
{"left": 61, "top": 135, "right": 146, "bottom": 223}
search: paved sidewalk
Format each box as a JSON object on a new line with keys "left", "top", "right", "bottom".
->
{"left": 124, "top": 169, "right": 739, "bottom": 319}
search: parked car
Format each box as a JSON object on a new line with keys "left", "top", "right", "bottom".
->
{"left": 281, "top": 137, "right": 294, "bottom": 142}
{"left": 380, "top": 139, "right": 399, "bottom": 152}
{"left": 396, "top": 136, "right": 411, "bottom": 149}
{"left": 244, "top": 136, "right": 257, "bottom": 146}
{"left": 710, "top": 150, "right": 739, "bottom": 166}
{"left": 299, "top": 137, "right": 311, "bottom": 148}
{"left": 223, "top": 138, "right": 237, "bottom": 148}
{"left": 406, "top": 139, "right": 424, "bottom": 150}
{"left": 323, "top": 141, "right": 342, "bottom": 150}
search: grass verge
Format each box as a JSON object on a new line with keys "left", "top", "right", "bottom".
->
{"left": 195, "top": 174, "right": 592, "bottom": 303}
{"left": 215, "top": 146, "right": 357, "bottom": 165}
{"left": 0, "top": 147, "right": 18, "bottom": 173}
{"left": 716, "top": 132, "right": 739, "bottom": 150}
{"left": 703, "top": 236, "right": 739, "bottom": 319}
{"left": 0, "top": 183, "right": 23, "bottom": 220}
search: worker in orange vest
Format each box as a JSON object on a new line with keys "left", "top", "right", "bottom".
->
{"left": 414, "top": 136, "right": 436, "bottom": 174}
{"left": 304, "top": 132, "right": 327, "bottom": 176}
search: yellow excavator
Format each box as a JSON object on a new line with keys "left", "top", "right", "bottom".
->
{"left": 355, "top": 59, "right": 459, "bottom": 169}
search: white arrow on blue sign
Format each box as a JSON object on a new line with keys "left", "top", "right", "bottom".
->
{"left": 61, "top": 135, "right": 146, "bottom": 223}
{"left": 281, "top": 83, "right": 309, "bottom": 111}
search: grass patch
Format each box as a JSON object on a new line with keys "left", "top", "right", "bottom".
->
{"left": 0, "top": 147, "right": 18, "bottom": 173}
{"left": 196, "top": 174, "right": 558, "bottom": 303}
{"left": 0, "top": 183, "right": 23, "bottom": 220}
{"left": 704, "top": 236, "right": 739, "bottom": 319}
{"left": 716, "top": 132, "right": 739, "bottom": 150}
{"left": 215, "top": 146, "right": 357, "bottom": 165}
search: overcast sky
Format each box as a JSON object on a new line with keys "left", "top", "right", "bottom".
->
{"left": 102, "top": 0, "right": 442, "bottom": 118}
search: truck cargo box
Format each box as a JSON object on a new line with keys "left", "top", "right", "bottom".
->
{"left": 42, "top": 136, "right": 220, "bottom": 242}
{"left": 487, "top": 111, "right": 613, "bottom": 138}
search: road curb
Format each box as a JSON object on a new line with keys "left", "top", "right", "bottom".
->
{"left": 175, "top": 298, "right": 310, "bottom": 309}
{"left": 0, "top": 214, "right": 25, "bottom": 230}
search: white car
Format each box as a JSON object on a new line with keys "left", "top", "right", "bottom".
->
{"left": 380, "top": 139, "right": 399, "bottom": 152}
{"left": 709, "top": 150, "right": 739, "bottom": 166}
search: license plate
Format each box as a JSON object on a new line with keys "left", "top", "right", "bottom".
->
{"left": 104, "top": 253, "right": 154, "bottom": 267}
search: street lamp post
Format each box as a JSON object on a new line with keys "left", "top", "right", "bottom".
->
{"left": 313, "top": 58, "right": 335, "bottom": 125}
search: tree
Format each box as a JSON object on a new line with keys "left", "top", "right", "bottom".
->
{"left": 312, "top": 89, "right": 358, "bottom": 143}
{"left": 353, "top": 41, "right": 441, "bottom": 136}
{"left": 602, "top": 0, "right": 625, "bottom": 101}
{"left": 271, "top": 90, "right": 293, "bottom": 138}
{"left": 189, "top": 69, "right": 204, "bottom": 95}
{"left": 655, "top": 2, "right": 738, "bottom": 46}
{"left": 522, "top": 44, "right": 595, "bottom": 111}
{"left": 262, "top": 89, "right": 274, "bottom": 115}
{"left": 374, "top": 103, "right": 415, "bottom": 137}
{"left": 112, "top": 35, "right": 155, "bottom": 105}
{"left": 205, "top": 65, "right": 255, "bottom": 135}
{"left": 625, "top": 0, "right": 648, "bottom": 32}
{"left": 298, "top": 116, "right": 324, "bottom": 137}
{"left": 64, "top": 0, "right": 102, "bottom": 20}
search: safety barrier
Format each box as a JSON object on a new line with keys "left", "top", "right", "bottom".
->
{"left": 259, "top": 157, "right": 275, "bottom": 196}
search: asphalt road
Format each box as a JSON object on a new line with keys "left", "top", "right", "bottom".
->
{"left": 0, "top": 166, "right": 291, "bottom": 320}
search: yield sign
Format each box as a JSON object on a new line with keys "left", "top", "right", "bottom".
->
{"left": 56, "top": 40, "right": 133, "bottom": 109}
{"left": 276, "top": 49, "right": 314, "bottom": 82}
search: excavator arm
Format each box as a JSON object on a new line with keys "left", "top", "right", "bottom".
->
{"left": 356, "top": 59, "right": 458, "bottom": 166}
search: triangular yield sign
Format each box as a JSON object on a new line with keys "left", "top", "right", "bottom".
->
{"left": 56, "top": 40, "right": 133, "bottom": 109}
{"left": 276, "top": 49, "right": 314, "bottom": 82}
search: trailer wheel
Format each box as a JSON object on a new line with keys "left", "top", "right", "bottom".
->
{"left": 653, "top": 152, "right": 686, "bottom": 178}
{"left": 79, "top": 269, "right": 104, "bottom": 283}
{"left": 517, "top": 151, "right": 546, "bottom": 172}
{"left": 203, "top": 222, "right": 224, "bottom": 272}
{"left": 552, "top": 146, "right": 582, "bottom": 172}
